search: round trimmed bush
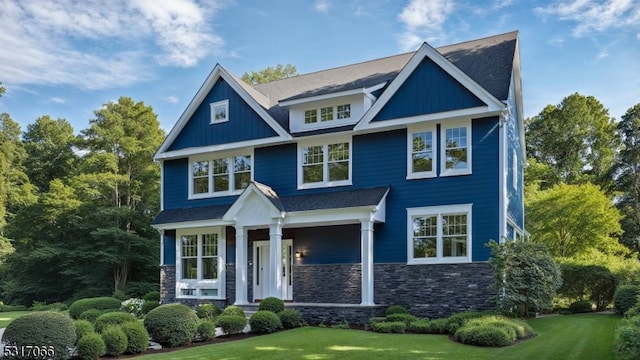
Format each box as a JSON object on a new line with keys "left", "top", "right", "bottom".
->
{"left": 386, "top": 305, "right": 409, "bottom": 316}
{"left": 222, "top": 305, "right": 246, "bottom": 318}
{"left": 386, "top": 313, "right": 417, "bottom": 326}
{"left": 2, "top": 311, "right": 76, "bottom": 360}
{"left": 370, "top": 321, "right": 406, "bottom": 333}
{"left": 614, "top": 285, "right": 640, "bottom": 315}
{"left": 464, "top": 316, "right": 535, "bottom": 340}
{"left": 197, "top": 303, "right": 221, "bottom": 320}
{"left": 77, "top": 332, "right": 106, "bottom": 360}
{"left": 216, "top": 315, "right": 247, "bottom": 335}
{"left": 569, "top": 300, "right": 594, "bottom": 313}
{"left": 69, "top": 297, "right": 122, "bottom": 319}
{"left": 445, "top": 311, "right": 486, "bottom": 334}
{"left": 279, "top": 308, "right": 303, "bottom": 329}
{"left": 74, "top": 320, "right": 95, "bottom": 342}
{"left": 101, "top": 325, "right": 128, "bottom": 356}
{"left": 79, "top": 309, "right": 104, "bottom": 323}
{"left": 144, "top": 303, "right": 199, "bottom": 347}
{"left": 258, "top": 297, "right": 285, "bottom": 313}
{"left": 142, "top": 300, "right": 160, "bottom": 315}
{"left": 94, "top": 311, "right": 137, "bottom": 333}
{"left": 197, "top": 320, "right": 216, "bottom": 341}
{"left": 250, "top": 310, "right": 282, "bottom": 334}
{"left": 455, "top": 325, "right": 515, "bottom": 347}
{"left": 120, "top": 321, "right": 149, "bottom": 354}
{"left": 143, "top": 291, "right": 160, "bottom": 302}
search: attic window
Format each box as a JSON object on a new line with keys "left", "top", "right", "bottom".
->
{"left": 210, "top": 100, "right": 229, "bottom": 124}
{"left": 303, "top": 104, "right": 351, "bottom": 126}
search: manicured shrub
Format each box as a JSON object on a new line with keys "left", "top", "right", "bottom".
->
{"left": 455, "top": 325, "right": 515, "bottom": 347}
{"left": 385, "top": 305, "right": 409, "bottom": 316}
{"left": 250, "top": 310, "right": 282, "bottom": 334}
{"left": 279, "top": 308, "right": 303, "bottom": 329}
{"left": 558, "top": 263, "right": 617, "bottom": 311}
{"left": 142, "top": 300, "right": 160, "bottom": 315}
{"left": 69, "top": 297, "right": 122, "bottom": 319}
{"left": 614, "top": 285, "right": 640, "bottom": 315}
{"left": 101, "top": 325, "right": 128, "bottom": 356}
{"left": 221, "top": 305, "right": 246, "bottom": 318}
{"left": 76, "top": 332, "right": 106, "bottom": 360}
{"left": 120, "top": 321, "right": 150, "bottom": 354}
{"left": 0, "top": 304, "right": 28, "bottom": 312}
{"left": 31, "top": 301, "right": 67, "bottom": 312}
{"left": 386, "top": 313, "right": 417, "bottom": 326}
{"left": 112, "top": 290, "right": 128, "bottom": 301}
{"left": 121, "top": 298, "right": 145, "bottom": 317}
{"left": 569, "top": 300, "right": 594, "bottom": 313}
{"left": 616, "top": 316, "right": 640, "bottom": 360}
{"left": 197, "top": 303, "right": 221, "bottom": 320}
{"left": 370, "top": 321, "right": 406, "bottom": 333}
{"left": 258, "top": 297, "right": 285, "bottom": 313}
{"left": 79, "top": 309, "right": 104, "bottom": 323}
{"left": 2, "top": 311, "right": 76, "bottom": 360}
{"left": 426, "top": 318, "right": 449, "bottom": 334}
{"left": 445, "top": 311, "right": 486, "bottom": 334}
{"left": 197, "top": 320, "right": 217, "bottom": 341}
{"left": 216, "top": 315, "right": 247, "bottom": 335}
{"left": 74, "top": 320, "right": 95, "bottom": 342}
{"left": 464, "top": 316, "right": 535, "bottom": 340}
{"left": 143, "top": 290, "right": 161, "bottom": 302}
{"left": 368, "top": 317, "right": 387, "bottom": 326}
{"left": 94, "top": 311, "right": 137, "bottom": 333}
{"left": 144, "top": 303, "right": 199, "bottom": 347}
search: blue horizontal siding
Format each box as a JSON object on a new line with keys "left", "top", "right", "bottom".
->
{"left": 373, "top": 57, "right": 485, "bottom": 121}
{"left": 168, "top": 78, "right": 278, "bottom": 151}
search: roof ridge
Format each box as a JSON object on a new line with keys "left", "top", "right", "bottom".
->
{"left": 437, "top": 30, "right": 518, "bottom": 50}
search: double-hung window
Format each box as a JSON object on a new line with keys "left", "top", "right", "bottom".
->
{"left": 441, "top": 119, "right": 472, "bottom": 176}
{"left": 407, "top": 204, "right": 472, "bottom": 264}
{"left": 298, "top": 138, "right": 351, "bottom": 189}
{"left": 190, "top": 153, "right": 252, "bottom": 198}
{"left": 176, "top": 228, "right": 225, "bottom": 299}
{"left": 407, "top": 124, "right": 436, "bottom": 179}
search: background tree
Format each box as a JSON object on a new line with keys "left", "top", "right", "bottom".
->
{"left": 241, "top": 63, "right": 298, "bottom": 85}
{"left": 526, "top": 183, "right": 624, "bottom": 258}
{"left": 525, "top": 93, "right": 618, "bottom": 191}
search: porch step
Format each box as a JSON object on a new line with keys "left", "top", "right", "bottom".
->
{"left": 237, "top": 304, "right": 259, "bottom": 319}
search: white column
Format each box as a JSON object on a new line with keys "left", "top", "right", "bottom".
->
{"left": 360, "top": 218, "right": 375, "bottom": 305}
{"left": 234, "top": 225, "right": 248, "bottom": 305}
{"left": 269, "top": 218, "right": 284, "bottom": 298}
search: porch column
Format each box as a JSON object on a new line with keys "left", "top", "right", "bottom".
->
{"left": 234, "top": 225, "right": 248, "bottom": 305}
{"left": 269, "top": 218, "right": 284, "bottom": 298}
{"left": 360, "top": 218, "right": 375, "bottom": 305}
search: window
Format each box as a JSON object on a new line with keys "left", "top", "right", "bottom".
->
{"left": 210, "top": 100, "right": 229, "bottom": 124}
{"left": 407, "top": 204, "right": 472, "bottom": 264}
{"left": 298, "top": 139, "right": 351, "bottom": 188}
{"left": 177, "top": 228, "right": 225, "bottom": 298}
{"left": 189, "top": 154, "right": 252, "bottom": 198}
{"left": 320, "top": 106, "right": 333, "bottom": 121}
{"left": 305, "top": 109, "right": 317, "bottom": 124}
{"left": 407, "top": 125, "right": 436, "bottom": 179}
{"left": 441, "top": 120, "right": 472, "bottom": 176}
{"left": 303, "top": 104, "right": 351, "bottom": 125}
{"left": 337, "top": 104, "right": 351, "bottom": 119}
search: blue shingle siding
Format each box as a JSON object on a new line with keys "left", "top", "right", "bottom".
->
{"left": 372, "top": 57, "right": 485, "bottom": 122}
{"left": 168, "top": 78, "right": 278, "bottom": 151}
{"left": 506, "top": 75, "right": 524, "bottom": 230}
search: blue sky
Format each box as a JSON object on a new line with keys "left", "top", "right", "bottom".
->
{"left": 0, "top": 0, "right": 638, "bottom": 134}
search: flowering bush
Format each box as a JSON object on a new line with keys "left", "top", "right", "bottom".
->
{"left": 121, "top": 298, "right": 145, "bottom": 317}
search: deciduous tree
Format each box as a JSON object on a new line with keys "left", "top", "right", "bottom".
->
{"left": 241, "top": 64, "right": 298, "bottom": 85}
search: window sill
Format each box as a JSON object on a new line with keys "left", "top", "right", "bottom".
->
{"left": 439, "top": 169, "right": 472, "bottom": 177}
{"left": 189, "top": 190, "right": 243, "bottom": 200}
{"left": 407, "top": 258, "right": 472, "bottom": 265}
{"left": 406, "top": 172, "right": 436, "bottom": 180}
{"left": 297, "top": 180, "right": 352, "bottom": 190}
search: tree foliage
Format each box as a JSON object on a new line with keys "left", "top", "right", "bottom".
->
{"left": 557, "top": 262, "right": 617, "bottom": 311}
{"left": 241, "top": 63, "right": 298, "bottom": 85}
{"left": 488, "top": 240, "right": 562, "bottom": 315}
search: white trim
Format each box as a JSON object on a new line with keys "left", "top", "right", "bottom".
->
{"left": 234, "top": 225, "right": 249, "bottom": 305}
{"left": 498, "top": 114, "right": 508, "bottom": 243}
{"left": 210, "top": 100, "right": 229, "bottom": 124}
{"left": 360, "top": 218, "right": 375, "bottom": 305}
{"left": 407, "top": 204, "right": 473, "bottom": 264}
{"left": 159, "top": 160, "right": 164, "bottom": 211}
{"left": 406, "top": 123, "right": 437, "bottom": 179}
{"left": 175, "top": 226, "right": 226, "bottom": 300}
{"left": 152, "top": 219, "right": 233, "bottom": 230}
{"left": 155, "top": 136, "right": 283, "bottom": 161}
{"left": 159, "top": 229, "right": 165, "bottom": 266}
{"left": 187, "top": 149, "right": 254, "bottom": 199}
{"left": 512, "top": 149, "right": 518, "bottom": 190}
{"left": 440, "top": 118, "right": 472, "bottom": 177}
{"left": 296, "top": 135, "right": 353, "bottom": 190}
{"left": 356, "top": 107, "right": 500, "bottom": 133}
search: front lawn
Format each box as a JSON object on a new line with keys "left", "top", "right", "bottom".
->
{"left": 134, "top": 313, "right": 621, "bottom": 360}
{"left": 0, "top": 311, "right": 30, "bottom": 328}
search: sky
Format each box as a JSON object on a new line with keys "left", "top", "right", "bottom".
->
{"left": 0, "top": 0, "right": 639, "bottom": 134}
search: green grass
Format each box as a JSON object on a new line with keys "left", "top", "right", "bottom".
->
{"left": 134, "top": 313, "right": 621, "bottom": 360}
{"left": 0, "top": 311, "right": 30, "bottom": 328}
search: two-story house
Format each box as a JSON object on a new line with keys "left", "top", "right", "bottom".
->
{"left": 152, "top": 31, "right": 525, "bottom": 323}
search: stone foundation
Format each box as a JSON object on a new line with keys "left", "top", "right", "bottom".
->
{"left": 160, "top": 265, "right": 175, "bottom": 304}
{"left": 293, "top": 264, "right": 361, "bottom": 304}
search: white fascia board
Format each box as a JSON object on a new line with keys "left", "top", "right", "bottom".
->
{"left": 154, "top": 136, "right": 285, "bottom": 161}
{"left": 283, "top": 206, "right": 382, "bottom": 227}
{"left": 512, "top": 39, "right": 527, "bottom": 160}
{"left": 278, "top": 82, "right": 387, "bottom": 107}
{"left": 355, "top": 42, "right": 506, "bottom": 132}
{"left": 151, "top": 219, "right": 234, "bottom": 230}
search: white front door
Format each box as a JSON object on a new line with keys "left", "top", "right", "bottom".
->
{"left": 253, "top": 239, "right": 293, "bottom": 301}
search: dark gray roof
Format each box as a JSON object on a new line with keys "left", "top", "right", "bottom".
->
{"left": 250, "top": 31, "right": 517, "bottom": 128}
{"left": 152, "top": 204, "right": 230, "bottom": 225}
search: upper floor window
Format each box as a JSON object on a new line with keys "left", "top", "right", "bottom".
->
{"left": 337, "top": 104, "right": 351, "bottom": 119}
{"left": 407, "top": 204, "right": 472, "bottom": 264}
{"left": 303, "top": 104, "right": 351, "bottom": 125}
{"left": 190, "top": 154, "right": 252, "bottom": 198}
{"left": 441, "top": 120, "right": 472, "bottom": 176}
{"left": 298, "top": 138, "right": 351, "bottom": 189}
{"left": 407, "top": 124, "right": 436, "bottom": 179}
{"left": 210, "top": 100, "right": 229, "bottom": 124}
{"left": 304, "top": 109, "right": 317, "bottom": 124}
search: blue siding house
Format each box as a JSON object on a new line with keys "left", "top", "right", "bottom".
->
{"left": 152, "top": 31, "right": 526, "bottom": 321}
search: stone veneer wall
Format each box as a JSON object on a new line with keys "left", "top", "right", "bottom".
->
{"left": 293, "top": 264, "right": 361, "bottom": 304}
{"left": 375, "top": 262, "right": 495, "bottom": 318}
{"left": 160, "top": 264, "right": 235, "bottom": 310}
{"left": 160, "top": 265, "right": 175, "bottom": 304}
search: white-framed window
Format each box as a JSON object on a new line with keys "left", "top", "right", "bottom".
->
{"left": 337, "top": 104, "right": 351, "bottom": 119}
{"left": 189, "top": 152, "right": 252, "bottom": 198}
{"left": 305, "top": 109, "right": 318, "bottom": 124}
{"left": 303, "top": 103, "right": 351, "bottom": 125}
{"left": 441, "top": 119, "right": 472, "bottom": 176}
{"left": 512, "top": 149, "right": 518, "bottom": 190}
{"left": 407, "top": 204, "right": 472, "bottom": 264}
{"left": 176, "top": 227, "right": 226, "bottom": 299}
{"left": 210, "top": 100, "right": 229, "bottom": 124}
{"left": 407, "top": 124, "right": 437, "bottom": 179}
{"left": 297, "top": 137, "right": 352, "bottom": 189}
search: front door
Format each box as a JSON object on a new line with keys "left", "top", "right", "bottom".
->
{"left": 253, "top": 239, "right": 293, "bottom": 301}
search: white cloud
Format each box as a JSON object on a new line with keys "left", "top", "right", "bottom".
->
{"left": 535, "top": 0, "right": 640, "bottom": 37}
{"left": 314, "top": 0, "right": 331, "bottom": 13}
{"left": 50, "top": 97, "right": 67, "bottom": 104}
{"left": 397, "top": 0, "right": 454, "bottom": 50}
{"left": 165, "top": 96, "right": 180, "bottom": 104}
